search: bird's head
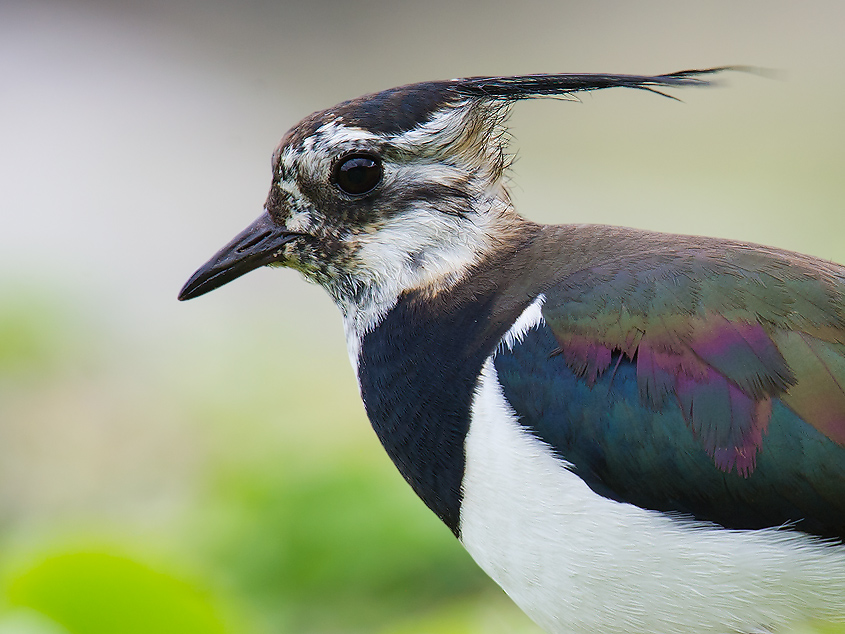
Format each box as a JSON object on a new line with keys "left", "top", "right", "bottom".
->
{"left": 257, "top": 84, "right": 517, "bottom": 308}
{"left": 179, "top": 69, "right": 727, "bottom": 316}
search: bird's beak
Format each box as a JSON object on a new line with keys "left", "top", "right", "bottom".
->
{"left": 178, "top": 211, "right": 302, "bottom": 301}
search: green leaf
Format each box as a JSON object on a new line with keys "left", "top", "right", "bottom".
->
{"left": 7, "top": 552, "right": 227, "bottom": 634}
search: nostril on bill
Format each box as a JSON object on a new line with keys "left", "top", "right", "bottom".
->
{"left": 235, "top": 231, "right": 273, "bottom": 254}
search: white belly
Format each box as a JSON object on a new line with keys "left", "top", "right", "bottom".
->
{"left": 459, "top": 357, "right": 845, "bottom": 634}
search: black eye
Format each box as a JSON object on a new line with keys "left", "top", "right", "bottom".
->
{"left": 332, "top": 153, "right": 383, "bottom": 196}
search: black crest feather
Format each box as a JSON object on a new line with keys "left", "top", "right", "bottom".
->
{"left": 289, "top": 67, "right": 747, "bottom": 139}
{"left": 449, "top": 66, "right": 744, "bottom": 101}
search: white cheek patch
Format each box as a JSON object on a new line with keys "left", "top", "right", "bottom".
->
{"left": 341, "top": 196, "right": 510, "bottom": 380}
{"left": 342, "top": 208, "right": 482, "bottom": 343}
{"left": 352, "top": 199, "right": 501, "bottom": 291}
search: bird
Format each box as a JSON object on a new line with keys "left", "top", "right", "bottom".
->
{"left": 178, "top": 67, "right": 845, "bottom": 634}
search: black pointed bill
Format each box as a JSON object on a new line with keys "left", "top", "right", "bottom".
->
{"left": 178, "top": 212, "right": 303, "bottom": 301}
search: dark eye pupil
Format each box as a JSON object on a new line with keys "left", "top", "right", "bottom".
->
{"left": 334, "top": 154, "right": 382, "bottom": 195}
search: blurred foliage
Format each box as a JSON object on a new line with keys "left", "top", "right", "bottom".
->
{"left": 0, "top": 285, "right": 537, "bottom": 634}
{"left": 195, "top": 457, "right": 489, "bottom": 633}
{"left": 0, "top": 291, "right": 74, "bottom": 378}
{"left": 7, "top": 552, "right": 226, "bottom": 634}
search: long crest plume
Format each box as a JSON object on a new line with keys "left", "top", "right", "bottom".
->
{"left": 403, "top": 66, "right": 744, "bottom": 195}
{"left": 448, "top": 66, "right": 743, "bottom": 102}
{"left": 316, "top": 67, "right": 743, "bottom": 186}
{"left": 290, "top": 67, "right": 745, "bottom": 143}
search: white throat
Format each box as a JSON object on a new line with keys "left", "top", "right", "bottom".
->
{"left": 340, "top": 197, "right": 511, "bottom": 376}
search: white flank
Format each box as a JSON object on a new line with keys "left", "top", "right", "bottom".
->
{"left": 461, "top": 324, "right": 845, "bottom": 633}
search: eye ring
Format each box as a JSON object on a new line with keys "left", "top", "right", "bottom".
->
{"left": 331, "top": 152, "right": 383, "bottom": 197}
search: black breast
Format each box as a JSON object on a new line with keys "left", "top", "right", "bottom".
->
{"left": 356, "top": 286, "right": 533, "bottom": 536}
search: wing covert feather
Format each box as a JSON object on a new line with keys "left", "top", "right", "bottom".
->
{"left": 538, "top": 233, "right": 845, "bottom": 476}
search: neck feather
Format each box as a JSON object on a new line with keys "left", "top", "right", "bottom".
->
{"left": 339, "top": 200, "right": 529, "bottom": 357}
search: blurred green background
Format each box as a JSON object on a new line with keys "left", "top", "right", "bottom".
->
{"left": 2, "top": 1, "right": 845, "bottom": 632}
